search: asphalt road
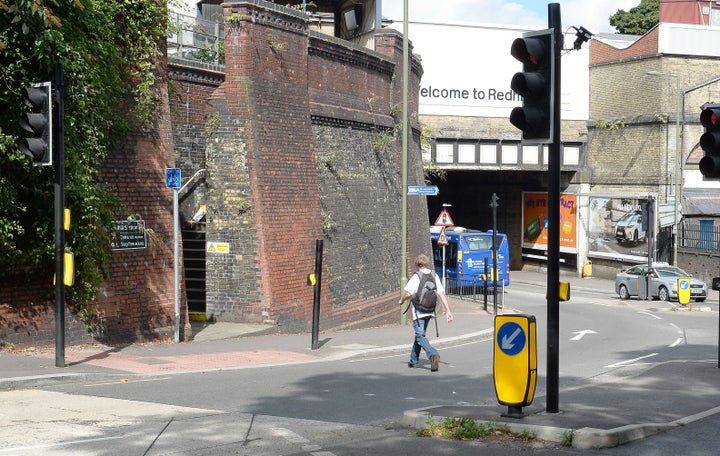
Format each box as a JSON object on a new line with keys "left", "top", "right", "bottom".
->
{"left": 2, "top": 282, "right": 718, "bottom": 455}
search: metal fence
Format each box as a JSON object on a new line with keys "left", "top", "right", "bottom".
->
{"left": 443, "top": 277, "right": 505, "bottom": 310}
{"left": 681, "top": 220, "right": 720, "bottom": 251}
{"left": 168, "top": 12, "right": 225, "bottom": 65}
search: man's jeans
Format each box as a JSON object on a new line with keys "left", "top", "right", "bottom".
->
{"left": 409, "top": 317, "right": 438, "bottom": 366}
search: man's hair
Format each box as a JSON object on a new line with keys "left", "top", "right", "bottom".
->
{"left": 415, "top": 254, "right": 430, "bottom": 269}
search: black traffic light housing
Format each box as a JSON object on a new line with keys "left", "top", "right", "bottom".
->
{"left": 19, "top": 81, "right": 53, "bottom": 166}
{"left": 509, "top": 29, "right": 555, "bottom": 144}
{"left": 699, "top": 103, "right": 720, "bottom": 178}
{"left": 640, "top": 200, "right": 650, "bottom": 232}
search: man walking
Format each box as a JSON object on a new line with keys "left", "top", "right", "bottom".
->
{"left": 398, "top": 254, "right": 453, "bottom": 371}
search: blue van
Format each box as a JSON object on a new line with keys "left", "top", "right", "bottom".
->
{"left": 430, "top": 226, "right": 510, "bottom": 287}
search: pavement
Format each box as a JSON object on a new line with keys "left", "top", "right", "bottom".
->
{"left": 1, "top": 269, "right": 719, "bottom": 450}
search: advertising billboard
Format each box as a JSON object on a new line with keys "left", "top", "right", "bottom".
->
{"left": 588, "top": 197, "right": 650, "bottom": 262}
{"left": 522, "top": 192, "right": 577, "bottom": 253}
{"left": 405, "top": 21, "right": 589, "bottom": 120}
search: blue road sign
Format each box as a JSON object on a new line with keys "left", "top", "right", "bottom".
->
{"left": 407, "top": 185, "right": 439, "bottom": 196}
{"left": 497, "top": 321, "right": 526, "bottom": 356}
{"left": 166, "top": 168, "right": 181, "bottom": 189}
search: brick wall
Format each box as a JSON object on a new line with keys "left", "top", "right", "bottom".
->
{"left": 98, "top": 72, "right": 187, "bottom": 343}
{"left": 0, "top": 278, "right": 92, "bottom": 347}
{"left": 1, "top": 33, "right": 186, "bottom": 348}
{"left": 589, "top": 27, "right": 659, "bottom": 66}
{"left": 1, "top": 1, "right": 429, "bottom": 346}
{"left": 190, "top": 1, "right": 428, "bottom": 332}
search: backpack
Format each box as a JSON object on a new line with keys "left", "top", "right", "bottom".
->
{"left": 412, "top": 271, "right": 438, "bottom": 314}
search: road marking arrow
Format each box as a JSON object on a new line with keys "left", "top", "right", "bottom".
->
{"left": 501, "top": 327, "right": 522, "bottom": 350}
{"left": 569, "top": 329, "right": 597, "bottom": 341}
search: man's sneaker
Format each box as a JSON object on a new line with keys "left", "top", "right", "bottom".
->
{"left": 408, "top": 362, "right": 417, "bottom": 368}
{"left": 431, "top": 355, "right": 440, "bottom": 372}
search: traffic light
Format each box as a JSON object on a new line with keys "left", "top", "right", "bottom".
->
{"left": 641, "top": 200, "right": 650, "bottom": 232}
{"left": 699, "top": 103, "right": 720, "bottom": 178}
{"left": 19, "top": 81, "right": 53, "bottom": 166}
{"left": 509, "top": 29, "right": 555, "bottom": 143}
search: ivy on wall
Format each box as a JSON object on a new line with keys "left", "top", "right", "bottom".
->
{"left": 0, "top": 0, "right": 170, "bottom": 315}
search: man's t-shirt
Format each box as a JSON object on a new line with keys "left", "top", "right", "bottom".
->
{"left": 404, "top": 268, "right": 444, "bottom": 320}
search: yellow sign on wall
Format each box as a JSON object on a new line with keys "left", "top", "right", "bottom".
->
{"left": 493, "top": 314, "right": 537, "bottom": 408}
{"left": 207, "top": 242, "right": 230, "bottom": 254}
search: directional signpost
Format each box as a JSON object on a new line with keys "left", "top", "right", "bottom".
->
{"left": 167, "top": 168, "right": 181, "bottom": 343}
{"left": 407, "top": 185, "right": 439, "bottom": 196}
{"left": 494, "top": 314, "right": 537, "bottom": 418}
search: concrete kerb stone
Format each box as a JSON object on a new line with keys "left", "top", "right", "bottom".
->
{"left": 0, "top": 372, "right": 125, "bottom": 391}
{"left": 402, "top": 406, "right": 574, "bottom": 446}
{"left": 572, "top": 423, "right": 676, "bottom": 449}
{"left": 402, "top": 406, "right": 679, "bottom": 450}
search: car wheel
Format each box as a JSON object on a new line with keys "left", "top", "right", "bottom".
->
{"left": 696, "top": 298, "right": 706, "bottom": 303}
{"left": 618, "top": 284, "right": 630, "bottom": 300}
{"left": 658, "top": 286, "right": 670, "bottom": 301}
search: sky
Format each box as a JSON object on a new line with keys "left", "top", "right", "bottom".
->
{"left": 381, "top": 0, "right": 643, "bottom": 34}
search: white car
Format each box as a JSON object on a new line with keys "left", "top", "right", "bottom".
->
{"left": 615, "top": 210, "right": 646, "bottom": 246}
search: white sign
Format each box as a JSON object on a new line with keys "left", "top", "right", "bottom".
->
{"left": 405, "top": 21, "right": 589, "bottom": 120}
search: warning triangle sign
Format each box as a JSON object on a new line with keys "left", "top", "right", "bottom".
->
{"left": 437, "top": 226, "right": 449, "bottom": 246}
{"left": 434, "top": 209, "right": 454, "bottom": 227}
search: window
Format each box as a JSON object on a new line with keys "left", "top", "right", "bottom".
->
{"left": 436, "top": 143, "right": 454, "bottom": 163}
{"left": 458, "top": 144, "right": 475, "bottom": 163}
{"left": 479, "top": 144, "right": 496, "bottom": 164}
{"left": 563, "top": 145, "right": 580, "bottom": 166}
{"left": 501, "top": 144, "right": 518, "bottom": 164}
{"left": 522, "top": 145, "right": 540, "bottom": 165}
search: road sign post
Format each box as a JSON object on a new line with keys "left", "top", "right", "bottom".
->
{"left": 166, "top": 168, "right": 181, "bottom": 343}
{"left": 493, "top": 314, "right": 537, "bottom": 418}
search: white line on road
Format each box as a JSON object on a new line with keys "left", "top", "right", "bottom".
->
{"left": 0, "top": 436, "right": 123, "bottom": 454}
{"left": 570, "top": 329, "right": 597, "bottom": 341}
{"left": 638, "top": 311, "right": 662, "bottom": 320}
{"left": 604, "top": 353, "right": 659, "bottom": 368}
{"left": 669, "top": 337, "right": 684, "bottom": 347}
{"left": 271, "top": 427, "right": 309, "bottom": 443}
{"left": 271, "top": 428, "right": 337, "bottom": 456}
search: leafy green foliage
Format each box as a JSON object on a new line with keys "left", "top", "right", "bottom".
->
{"left": 418, "top": 416, "right": 539, "bottom": 442}
{"left": 417, "top": 416, "right": 494, "bottom": 440}
{"left": 609, "top": 0, "right": 659, "bottom": 35}
{"left": 0, "top": 0, "right": 168, "bottom": 315}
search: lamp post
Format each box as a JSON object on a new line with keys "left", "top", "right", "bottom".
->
{"left": 647, "top": 70, "right": 681, "bottom": 265}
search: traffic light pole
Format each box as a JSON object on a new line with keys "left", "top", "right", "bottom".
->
{"left": 546, "top": 3, "right": 562, "bottom": 414}
{"left": 490, "top": 193, "right": 499, "bottom": 313}
{"left": 54, "top": 64, "right": 66, "bottom": 368}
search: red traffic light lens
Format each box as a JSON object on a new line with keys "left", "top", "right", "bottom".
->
{"left": 511, "top": 37, "right": 546, "bottom": 67}
{"left": 701, "top": 108, "right": 720, "bottom": 129}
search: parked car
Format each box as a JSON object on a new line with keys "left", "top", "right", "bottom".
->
{"left": 615, "top": 210, "right": 646, "bottom": 246}
{"left": 615, "top": 263, "right": 708, "bottom": 302}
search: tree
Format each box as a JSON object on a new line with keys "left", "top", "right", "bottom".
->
{"left": 609, "top": 0, "right": 659, "bottom": 35}
{"left": 0, "top": 0, "right": 168, "bottom": 315}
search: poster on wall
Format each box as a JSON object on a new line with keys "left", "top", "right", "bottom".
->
{"left": 522, "top": 192, "right": 578, "bottom": 253}
{"left": 588, "top": 197, "right": 649, "bottom": 262}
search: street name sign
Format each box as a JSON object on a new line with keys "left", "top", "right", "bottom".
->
{"left": 407, "top": 185, "right": 439, "bottom": 196}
